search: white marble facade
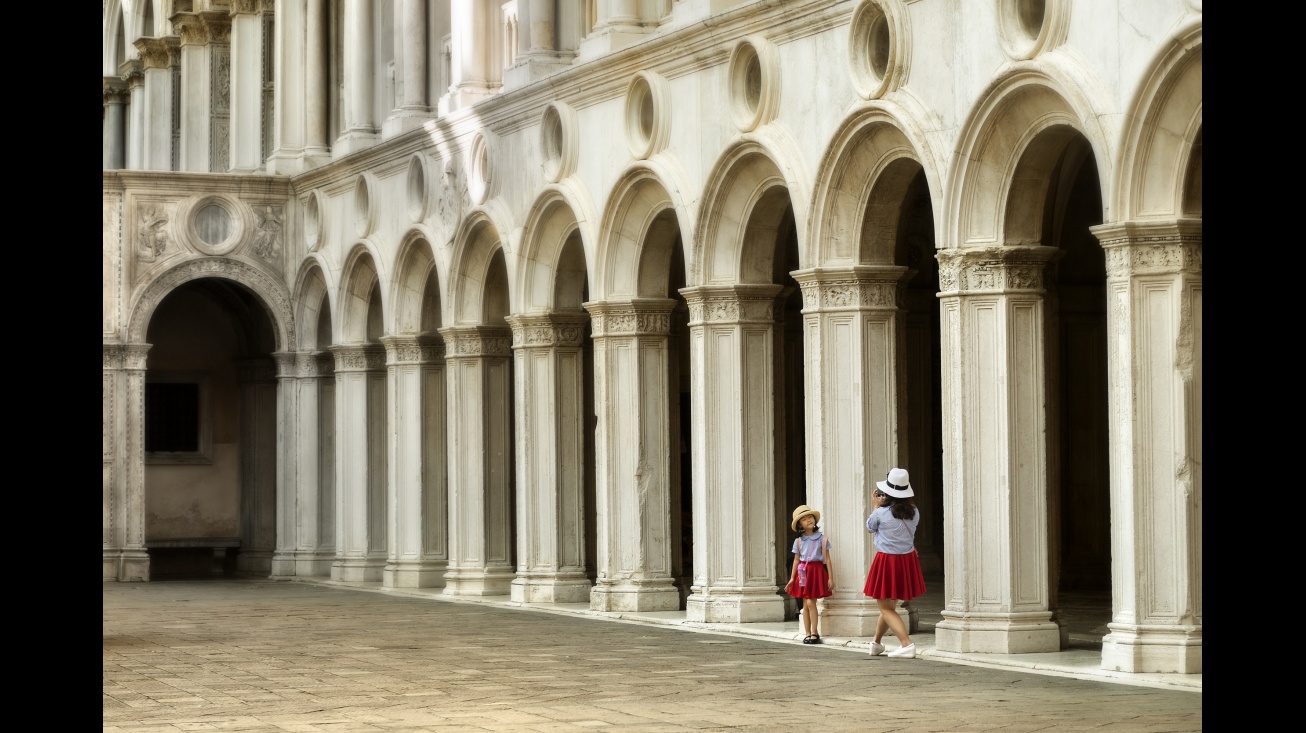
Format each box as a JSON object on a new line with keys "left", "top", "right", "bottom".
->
{"left": 103, "top": 0, "right": 1202, "bottom": 675}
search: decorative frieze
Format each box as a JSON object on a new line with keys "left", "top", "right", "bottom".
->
{"left": 506, "top": 314, "right": 588, "bottom": 348}
{"left": 935, "top": 246, "right": 1055, "bottom": 294}
{"left": 681, "top": 285, "right": 783, "bottom": 325}
{"left": 1093, "top": 220, "right": 1203, "bottom": 279}
{"left": 331, "top": 344, "right": 387, "bottom": 372}
{"left": 584, "top": 300, "right": 676, "bottom": 337}
{"left": 438, "top": 327, "right": 513, "bottom": 358}
{"left": 791, "top": 267, "right": 908, "bottom": 312}
{"left": 381, "top": 336, "right": 447, "bottom": 365}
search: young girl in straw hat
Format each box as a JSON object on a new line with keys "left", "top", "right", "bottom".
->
{"left": 784, "top": 505, "right": 834, "bottom": 644}
{"left": 863, "top": 467, "right": 927, "bottom": 658}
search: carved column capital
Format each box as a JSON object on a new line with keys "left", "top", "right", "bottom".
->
{"left": 103, "top": 76, "right": 129, "bottom": 104}
{"left": 381, "top": 335, "right": 447, "bottom": 365}
{"left": 583, "top": 299, "right": 676, "bottom": 337}
{"left": 330, "top": 344, "right": 387, "bottom": 372}
{"left": 172, "top": 13, "right": 210, "bottom": 45}
{"left": 229, "top": 0, "right": 262, "bottom": 15}
{"left": 680, "top": 284, "right": 784, "bottom": 325}
{"left": 1092, "top": 219, "right": 1203, "bottom": 280}
{"left": 437, "top": 326, "right": 513, "bottom": 358}
{"left": 202, "top": 12, "right": 232, "bottom": 43}
{"left": 103, "top": 343, "right": 152, "bottom": 371}
{"left": 134, "top": 37, "right": 178, "bottom": 69}
{"left": 294, "top": 350, "right": 335, "bottom": 377}
{"left": 935, "top": 245, "right": 1057, "bottom": 295}
{"left": 271, "top": 352, "right": 298, "bottom": 379}
{"left": 791, "top": 266, "right": 910, "bottom": 312}
{"left": 506, "top": 314, "right": 588, "bottom": 348}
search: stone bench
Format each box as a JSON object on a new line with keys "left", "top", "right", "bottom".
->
{"left": 147, "top": 538, "right": 241, "bottom": 576}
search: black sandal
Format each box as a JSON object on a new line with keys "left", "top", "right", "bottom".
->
{"left": 810, "top": 635, "right": 822, "bottom": 644}
{"left": 802, "top": 635, "right": 815, "bottom": 644}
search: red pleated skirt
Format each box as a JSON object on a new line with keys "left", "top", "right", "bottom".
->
{"left": 862, "top": 549, "right": 926, "bottom": 601}
{"left": 790, "top": 561, "right": 833, "bottom": 599}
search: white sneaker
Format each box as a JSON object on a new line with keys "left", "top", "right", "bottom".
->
{"left": 887, "top": 643, "right": 916, "bottom": 659}
{"left": 868, "top": 641, "right": 886, "bottom": 656}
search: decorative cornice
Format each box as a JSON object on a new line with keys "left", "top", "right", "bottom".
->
{"left": 584, "top": 299, "right": 676, "bottom": 337}
{"left": 1092, "top": 219, "right": 1203, "bottom": 279}
{"left": 381, "top": 336, "right": 447, "bottom": 365}
{"left": 331, "top": 344, "right": 387, "bottom": 372}
{"left": 437, "top": 327, "right": 513, "bottom": 358}
{"left": 935, "top": 246, "right": 1056, "bottom": 295}
{"left": 506, "top": 314, "right": 588, "bottom": 348}
{"left": 680, "top": 284, "right": 784, "bottom": 325}
{"left": 791, "top": 266, "right": 909, "bottom": 312}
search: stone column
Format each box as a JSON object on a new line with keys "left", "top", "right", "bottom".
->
{"left": 447, "top": 0, "right": 498, "bottom": 110}
{"left": 104, "top": 344, "right": 152, "bottom": 581}
{"left": 228, "top": 1, "right": 269, "bottom": 172}
{"left": 271, "top": 352, "right": 298, "bottom": 577}
{"left": 132, "top": 38, "right": 178, "bottom": 171}
{"left": 679, "top": 285, "right": 785, "bottom": 623}
{"left": 933, "top": 245, "right": 1061, "bottom": 654}
{"left": 440, "top": 326, "right": 516, "bottom": 596}
{"left": 334, "top": 0, "right": 378, "bottom": 156}
{"left": 507, "top": 314, "right": 592, "bottom": 603}
{"left": 269, "top": 0, "right": 331, "bottom": 174}
{"left": 584, "top": 299, "right": 681, "bottom": 612}
{"left": 382, "top": 0, "right": 432, "bottom": 136}
{"left": 103, "top": 78, "right": 128, "bottom": 169}
{"left": 330, "top": 344, "right": 388, "bottom": 581}
{"left": 172, "top": 11, "right": 231, "bottom": 172}
{"left": 289, "top": 351, "right": 336, "bottom": 576}
{"left": 790, "top": 266, "right": 911, "bottom": 637}
{"left": 1094, "top": 219, "right": 1202, "bottom": 674}
{"left": 527, "top": 0, "right": 557, "bottom": 55}
{"left": 237, "top": 358, "right": 279, "bottom": 575}
{"left": 382, "top": 336, "right": 449, "bottom": 589}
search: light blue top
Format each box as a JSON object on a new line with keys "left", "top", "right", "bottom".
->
{"left": 865, "top": 506, "right": 919, "bottom": 555}
{"left": 791, "top": 532, "right": 829, "bottom": 561}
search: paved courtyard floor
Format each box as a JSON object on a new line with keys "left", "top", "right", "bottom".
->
{"left": 103, "top": 579, "right": 1201, "bottom": 732}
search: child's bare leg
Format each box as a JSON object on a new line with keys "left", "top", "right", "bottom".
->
{"left": 873, "top": 613, "right": 889, "bottom": 644}
{"left": 875, "top": 598, "right": 911, "bottom": 647}
{"left": 806, "top": 599, "right": 820, "bottom": 636}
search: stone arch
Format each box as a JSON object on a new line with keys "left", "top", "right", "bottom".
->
{"left": 337, "top": 241, "right": 388, "bottom": 344}
{"left": 127, "top": 257, "right": 293, "bottom": 349}
{"left": 695, "top": 131, "right": 810, "bottom": 285}
{"left": 1114, "top": 20, "right": 1202, "bottom": 220}
{"left": 103, "top": 0, "right": 128, "bottom": 73}
{"left": 292, "top": 255, "right": 337, "bottom": 351}
{"left": 945, "top": 57, "right": 1114, "bottom": 247}
{"left": 808, "top": 96, "right": 947, "bottom": 267}
{"left": 448, "top": 211, "right": 512, "bottom": 325}
{"left": 392, "top": 228, "right": 444, "bottom": 336}
{"left": 517, "top": 183, "right": 599, "bottom": 314}
{"left": 595, "top": 159, "right": 695, "bottom": 300}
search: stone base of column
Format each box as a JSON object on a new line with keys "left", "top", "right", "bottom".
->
{"left": 381, "top": 109, "right": 434, "bottom": 138}
{"left": 288, "top": 551, "right": 334, "bottom": 578}
{"left": 442, "top": 566, "right": 515, "bottom": 596}
{"left": 331, "top": 556, "right": 386, "bottom": 582}
{"left": 935, "top": 611, "right": 1061, "bottom": 653}
{"left": 265, "top": 149, "right": 331, "bottom": 176}
{"left": 383, "top": 560, "right": 448, "bottom": 589}
{"left": 818, "top": 597, "right": 917, "bottom": 637}
{"left": 270, "top": 553, "right": 297, "bottom": 578}
{"left": 511, "top": 573, "right": 592, "bottom": 603}
{"left": 332, "top": 129, "right": 379, "bottom": 158}
{"left": 105, "top": 549, "right": 151, "bottom": 581}
{"left": 576, "top": 30, "right": 648, "bottom": 61}
{"left": 590, "top": 578, "right": 681, "bottom": 612}
{"left": 503, "top": 57, "right": 574, "bottom": 91}
{"left": 1101, "top": 623, "right": 1201, "bottom": 674}
{"left": 686, "top": 587, "right": 785, "bottom": 623}
{"left": 237, "top": 550, "right": 273, "bottom": 576}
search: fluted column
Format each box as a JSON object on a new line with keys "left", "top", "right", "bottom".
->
{"left": 934, "top": 245, "right": 1061, "bottom": 654}
{"left": 237, "top": 358, "right": 279, "bottom": 575}
{"left": 584, "top": 300, "right": 680, "bottom": 612}
{"left": 104, "top": 344, "right": 152, "bottom": 581}
{"left": 678, "top": 285, "right": 785, "bottom": 623}
{"left": 791, "top": 266, "right": 911, "bottom": 636}
{"left": 440, "top": 326, "right": 516, "bottom": 596}
{"left": 271, "top": 352, "right": 299, "bottom": 577}
{"left": 103, "top": 78, "right": 128, "bottom": 169}
{"left": 507, "top": 314, "right": 592, "bottom": 603}
{"left": 331, "top": 344, "right": 388, "bottom": 581}
{"left": 334, "top": 0, "right": 378, "bottom": 156}
{"left": 291, "top": 351, "right": 336, "bottom": 576}
{"left": 1094, "top": 219, "right": 1202, "bottom": 674}
{"left": 382, "top": 336, "right": 449, "bottom": 589}
{"left": 382, "top": 0, "right": 432, "bottom": 136}
{"left": 228, "top": 0, "right": 269, "bottom": 172}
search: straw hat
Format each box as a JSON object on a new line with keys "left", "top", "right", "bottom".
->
{"left": 791, "top": 504, "right": 821, "bottom": 531}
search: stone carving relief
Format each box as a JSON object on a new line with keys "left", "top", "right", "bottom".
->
{"left": 383, "top": 338, "right": 447, "bottom": 365}
{"left": 251, "top": 204, "right": 284, "bottom": 260}
{"left": 935, "top": 247, "right": 1051, "bottom": 293}
{"left": 508, "top": 317, "right": 586, "bottom": 348}
{"left": 137, "top": 203, "right": 172, "bottom": 261}
{"left": 444, "top": 332, "right": 513, "bottom": 358}
{"left": 439, "top": 157, "right": 470, "bottom": 242}
{"left": 332, "top": 345, "right": 387, "bottom": 371}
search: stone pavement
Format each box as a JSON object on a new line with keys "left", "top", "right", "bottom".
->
{"left": 103, "top": 579, "right": 1202, "bottom": 732}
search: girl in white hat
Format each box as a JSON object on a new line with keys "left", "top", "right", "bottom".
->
{"left": 784, "top": 504, "right": 835, "bottom": 644}
{"left": 862, "top": 468, "right": 927, "bottom": 658}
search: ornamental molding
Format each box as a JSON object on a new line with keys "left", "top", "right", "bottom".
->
{"left": 584, "top": 299, "right": 676, "bottom": 337}
{"left": 331, "top": 344, "right": 387, "bottom": 371}
{"left": 506, "top": 314, "right": 588, "bottom": 348}
{"left": 792, "top": 267, "right": 909, "bottom": 312}
{"left": 438, "top": 327, "right": 513, "bottom": 358}
{"left": 681, "top": 285, "right": 783, "bottom": 325}
{"left": 1093, "top": 220, "right": 1203, "bottom": 279}
{"left": 935, "top": 246, "right": 1055, "bottom": 294}
{"left": 382, "top": 336, "right": 447, "bottom": 365}
{"left": 127, "top": 258, "right": 294, "bottom": 347}
{"left": 295, "top": 351, "right": 336, "bottom": 377}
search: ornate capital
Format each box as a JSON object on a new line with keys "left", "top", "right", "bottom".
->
{"left": 506, "top": 314, "right": 588, "bottom": 348}
{"left": 330, "top": 344, "right": 387, "bottom": 372}
{"left": 103, "top": 343, "right": 152, "bottom": 371}
{"left": 272, "top": 352, "right": 298, "bottom": 379}
{"left": 381, "top": 335, "right": 447, "bottom": 365}
{"left": 229, "top": 0, "right": 261, "bottom": 14}
{"left": 295, "top": 350, "right": 335, "bottom": 377}
{"left": 1093, "top": 219, "right": 1203, "bottom": 279}
{"left": 438, "top": 326, "right": 513, "bottom": 358}
{"left": 584, "top": 299, "right": 676, "bottom": 337}
{"left": 935, "top": 245, "right": 1056, "bottom": 294}
{"left": 173, "top": 13, "right": 209, "bottom": 45}
{"left": 791, "top": 266, "right": 908, "bottom": 312}
{"left": 134, "top": 37, "right": 176, "bottom": 69}
{"left": 103, "top": 77, "right": 129, "bottom": 104}
{"left": 202, "top": 12, "right": 232, "bottom": 43}
{"left": 680, "top": 284, "right": 783, "bottom": 325}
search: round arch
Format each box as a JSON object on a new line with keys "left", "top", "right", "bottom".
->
{"left": 127, "top": 257, "right": 294, "bottom": 349}
{"left": 447, "top": 211, "right": 511, "bottom": 326}
{"left": 391, "top": 227, "right": 444, "bottom": 336}
{"left": 292, "top": 255, "right": 337, "bottom": 351}
{"left": 594, "top": 159, "right": 695, "bottom": 300}
{"left": 337, "top": 241, "right": 389, "bottom": 344}
{"left": 516, "top": 182, "right": 599, "bottom": 314}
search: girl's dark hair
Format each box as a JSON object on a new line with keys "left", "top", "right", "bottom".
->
{"left": 887, "top": 495, "right": 918, "bottom": 521}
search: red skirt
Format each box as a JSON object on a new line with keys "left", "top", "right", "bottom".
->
{"left": 790, "top": 561, "right": 833, "bottom": 599}
{"left": 862, "top": 549, "right": 926, "bottom": 601}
